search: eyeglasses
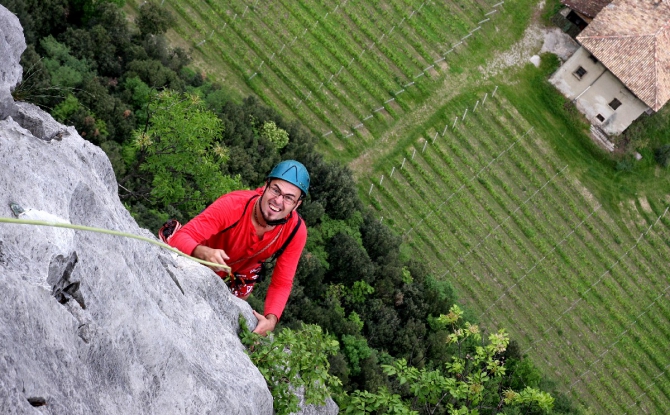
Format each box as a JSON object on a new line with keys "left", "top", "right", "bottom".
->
{"left": 267, "top": 184, "right": 299, "bottom": 206}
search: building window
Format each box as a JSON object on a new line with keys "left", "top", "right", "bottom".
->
{"left": 573, "top": 66, "right": 587, "bottom": 80}
{"left": 609, "top": 98, "right": 622, "bottom": 110}
{"left": 588, "top": 54, "right": 599, "bottom": 64}
{"left": 596, "top": 114, "right": 605, "bottom": 122}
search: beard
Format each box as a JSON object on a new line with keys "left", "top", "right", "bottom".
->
{"left": 259, "top": 192, "right": 290, "bottom": 226}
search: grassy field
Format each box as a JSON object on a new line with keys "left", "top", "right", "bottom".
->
{"left": 366, "top": 75, "right": 670, "bottom": 413}
{"left": 127, "top": 0, "right": 532, "bottom": 160}
{"left": 126, "top": 0, "right": 670, "bottom": 412}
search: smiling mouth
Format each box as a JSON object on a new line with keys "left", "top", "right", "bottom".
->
{"left": 268, "top": 204, "right": 281, "bottom": 213}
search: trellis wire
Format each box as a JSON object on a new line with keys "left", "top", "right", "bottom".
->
{"left": 442, "top": 166, "right": 568, "bottom": 278}
{"left": 194, "top": 0, "right": 503, "bottom": 145}
{"left": 484, "top": 206, "right": 670, "bottom": 412}
{"left": 568, "top": 285, "right": 670, "bottom": 392}
{"left": 403, "top": 128, "right": 534, "bottom": 237}
{"left": 478, "top": 203, "right": 601, "bottom": 318}
{"left": 524, "top": 206, "right": 670, "bottom": 356}
{"left": 193, "top": 0, "right": 502, "bottom": 140}
{"left": 627, "top": 361, "right": 670, "bottom": 412}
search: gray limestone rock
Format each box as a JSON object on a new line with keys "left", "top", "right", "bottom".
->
{"left": 291, "top": 386, "right": 340, "bottom": 415}
{"left": 0, "top": 115, "right": 273, "bottom": 414}
{"left": 0, "top": 4, "right": 25, "bottom": 120}
{"left": 12, "top": 101, "right": 69, "bottom": 141}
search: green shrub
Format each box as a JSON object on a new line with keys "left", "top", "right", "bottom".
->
{"left": 654, "top": 144, "right": 670, "bottom": 167}
{"left": 239, "top": 320, "right": 342, "bottom": 415}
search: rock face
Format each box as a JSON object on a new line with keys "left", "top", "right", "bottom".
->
{"left": 0, "top": 5, "right": 336, "bottom": 415}
{"left": 0, "top": 4, "right": 24, "bottom": 120}
{"left": 0, "top": 5, "right": 68, "bottom": 142}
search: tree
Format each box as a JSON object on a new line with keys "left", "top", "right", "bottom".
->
{"left": 325, "top": 232, "right": 376, "bottom": 287}
{"left": 2, "top": 0, "right": 69, "bottom": 45}
{"left": 51, "top": 93, "right": 108, "bottom": 142}
{"left": 303, "top": 153, "right": 362, "bottom": 220}
{"left": 343, "top": 305, "right": 554, "bottom": 415}
{"left": 341, "top": 335, "right": 374, "bottom": 377}
{"left": 40, "top": 35, "right": 93, "bottom": 89}
{"left": 69, "top": 0, "right": 126, "bottom": 25}
{"left": 125, "top": 59, "right": 184, "bottom": 90}
{"left": 120, "top": 90, "right": 241, "bottom": 219}
{"left": 260, "top": 120, "right": 290, "bottom": 150}
{"left": 360, "top": 210, "right": 402, "bottom": 263}
{"left": 215, "top": 96, "right": 286, "bottom": 186}
{"left": 137, "top": 1, "right": 175, "bottom": 37}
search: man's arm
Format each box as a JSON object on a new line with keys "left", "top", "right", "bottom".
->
{"left": 252, "top": 311, "right": 278, "bottom": 336}
{"left": 168, "top": 193, "right": 241, "bottom": 256}
{"left": 262, "top": 221, "right": 307, "bottom": 321}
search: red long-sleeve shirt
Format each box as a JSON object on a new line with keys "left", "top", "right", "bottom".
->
{"left": 168, "top": 187, "right": 306, "bottom": 319}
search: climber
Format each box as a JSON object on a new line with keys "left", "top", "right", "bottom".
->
{"left": 161, "top": 160, "right": 309, "bottom": 336}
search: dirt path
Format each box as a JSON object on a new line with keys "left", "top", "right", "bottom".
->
{"left": 348, "top": 72, "right": 469, "bottom": 177}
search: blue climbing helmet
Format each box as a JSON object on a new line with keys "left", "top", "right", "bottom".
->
{"left": 267, "top": 160, "right": 310, "bottom": 197}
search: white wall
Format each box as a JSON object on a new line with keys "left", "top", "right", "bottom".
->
{"left": 550, "top": 47, "right": 650, "bottom": 135}
{"left": 550, "top": 46, "right": 607, "bottom": 99}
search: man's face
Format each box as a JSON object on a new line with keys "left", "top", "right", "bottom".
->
{"left": 259, "top": 179, "right": 302, "bottom": 222}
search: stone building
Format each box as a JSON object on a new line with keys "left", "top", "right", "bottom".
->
{"left": 550, "top": 0, "right": 670, "bottom": 136}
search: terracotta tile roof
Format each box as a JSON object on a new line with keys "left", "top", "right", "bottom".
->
{"left": 577, "top": 0, "right": 670, "bottom": 111}
{"left": 561, "top": 0, "right": 612, "bottom": 18}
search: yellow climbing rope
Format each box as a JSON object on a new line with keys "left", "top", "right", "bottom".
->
{"left": 0, "top": 216, "right": 232, "bottom": 273}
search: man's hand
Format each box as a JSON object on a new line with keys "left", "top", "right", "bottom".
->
{"left": 192, "top": 245, "right": 229, "bottom": 271}
{"left": 252, "top": 311, "right": 277, "bottom": 336}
